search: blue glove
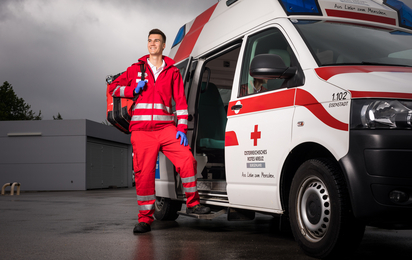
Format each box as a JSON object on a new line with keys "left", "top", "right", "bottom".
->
{"left": 176, "top": 131, "right": 188, "bottom": 146}
{"left": 135, "top": 80, "right": 147, "bottom": 95}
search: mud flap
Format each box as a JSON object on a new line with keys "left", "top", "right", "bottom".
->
{"left": 227, "top": 208, "right": 255, "bottom": 221}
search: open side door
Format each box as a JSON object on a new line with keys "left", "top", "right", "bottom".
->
{"left": 185, "top": 44, "right": 242, "bottom": 204}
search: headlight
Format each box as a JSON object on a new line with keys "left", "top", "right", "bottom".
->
{"left": 352, "top": 99, "right": 412, "bottom": 129}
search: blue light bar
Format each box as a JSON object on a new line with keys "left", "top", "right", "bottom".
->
{"left": 384, "top": 0, "right": 412, "bottom": 30}
{"left": 172, "top": 25, "right": 186, "bottom": 48}
{"left": 279, "top": 0, "right": 322, "bottom": 15}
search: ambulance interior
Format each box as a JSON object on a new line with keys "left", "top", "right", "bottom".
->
{"left": 195, "top": 46, "right": 241, "bottom": 185}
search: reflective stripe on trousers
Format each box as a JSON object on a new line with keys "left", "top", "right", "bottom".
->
{"left": 181, "top": 176, "right": 198, "bottom": 193}
{"left": 136, "top": 194, "right": 156, "bottom": 223}
{"left": 138, "top": 203, "right": 155, "bottom": 211}
{"left": 137, "top": 194, "right": 156, "bottom": 201}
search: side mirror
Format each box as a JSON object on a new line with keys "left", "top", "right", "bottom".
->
{"left": 249, "top": 54, "right": 297, "bottom": 79}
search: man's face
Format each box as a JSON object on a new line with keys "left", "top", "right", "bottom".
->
{"left": 147, "top": 34, "right": 165, "bottom": 56}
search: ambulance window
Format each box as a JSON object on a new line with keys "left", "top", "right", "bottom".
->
{"left": 178, "top": 67, "right": 186, "bottom": 79}
{"left": 175, "top": 58, "right": 189, "bottom": 81}
{"left": 239, "top": 28, "right": 295, "bottom": 97}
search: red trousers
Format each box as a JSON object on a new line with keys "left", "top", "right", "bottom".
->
{"left": 131, "top": 125, "right": 200, "bottom": 225}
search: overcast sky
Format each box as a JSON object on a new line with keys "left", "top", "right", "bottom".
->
{"left": 1, "top": 0, "right": 412, "bottom": 123}
{"left": 0, "top": 0, "right": 218, "bottom": 122}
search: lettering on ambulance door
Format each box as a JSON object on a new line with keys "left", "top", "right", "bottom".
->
{"left": 226, "top": 28, "right": 299, "bottom": 210}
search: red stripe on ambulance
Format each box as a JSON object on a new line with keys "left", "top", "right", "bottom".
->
{"left": 225, "top": 131, "right": 239, "bottom": 147}
{"left": 227, "top": 89, "right": 295, "bottom": 117}
{"left": 325, "top": 9, "right": 397, "bottom": 25}
{"left": 227, "top": 89, "right": 347, "bottom": 131}
{"left": 173, "top": 4, "right": 218, "bottom": 63}
{"left": 295, "top": 89, "right": 349, "bottom": 131}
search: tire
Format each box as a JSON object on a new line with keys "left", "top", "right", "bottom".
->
{"left": 154, "top": 197, "right": 182, "bottom": 221}
{"left": 289, "top": 159, "right": 365, "bottom": 259}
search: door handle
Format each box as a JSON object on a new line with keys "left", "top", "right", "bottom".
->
{"left": 231, "top": 104, "right": 243, "bottom": 110}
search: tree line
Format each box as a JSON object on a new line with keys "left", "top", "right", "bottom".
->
{"left": 0, "top": 81, "right": 62, "bottom": 120}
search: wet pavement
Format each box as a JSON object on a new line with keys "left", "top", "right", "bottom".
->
{"left": 1, "top": 188, "right": 411, "bottom": 260}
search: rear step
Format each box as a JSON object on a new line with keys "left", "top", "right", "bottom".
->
{"left": 177, "top": 208, "right": 227, "bottom": 220}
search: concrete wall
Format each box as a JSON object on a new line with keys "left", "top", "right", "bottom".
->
{"left": 0, "top": 120, "right": 132, "bottom": 191}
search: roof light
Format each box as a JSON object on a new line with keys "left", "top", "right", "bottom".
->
{"left": 279, "top": 0, "right": 322, "bottom": 15}
{"left": 172, "top": 25, "right": 186, "bottom": 48}
{"left": 384, "top": 0, "right": 412, "bottom": 30}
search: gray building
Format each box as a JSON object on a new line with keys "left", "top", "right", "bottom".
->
{"left": 0, "top": 120, "right": 133, "bottom": 191}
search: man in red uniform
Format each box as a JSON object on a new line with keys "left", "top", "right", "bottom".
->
{"left": 109, "top": 29, "right": 210, "bottom": 233}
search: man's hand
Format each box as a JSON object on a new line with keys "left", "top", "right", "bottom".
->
{"left": 134, "top": 80, "right": 147, "bottom": 95}
{"left": 176, "top": 131, "right": 188, "bottom": 146}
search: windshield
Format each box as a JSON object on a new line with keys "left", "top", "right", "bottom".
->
{"left": 293, "top": 20, "right": 412, "bottom": 67}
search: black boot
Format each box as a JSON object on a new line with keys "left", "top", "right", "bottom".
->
{"left": 186, "top": 204, "right": 211, "bottom": 214}
{"left": 133, "top": 222, "right": 151, "bottom": 233}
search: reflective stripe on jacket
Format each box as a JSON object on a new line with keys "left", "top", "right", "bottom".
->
{"left": 108, "top": 55, "right": 188, "bottom": 134}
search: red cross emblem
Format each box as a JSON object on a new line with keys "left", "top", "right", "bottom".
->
{"left": 250, "top": 125, "right": 261, "bottom": 146}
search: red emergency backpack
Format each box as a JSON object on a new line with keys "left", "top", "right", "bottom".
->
{"left": 105, "top": 64, "right": 145, "bottom": 134}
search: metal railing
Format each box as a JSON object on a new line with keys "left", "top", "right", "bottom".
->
{"left": 1, "top": 182, "right": 21, "bottom": 195}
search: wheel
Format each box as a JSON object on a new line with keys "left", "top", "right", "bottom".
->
{"left": 289, "top": 159, "right": 365, "bottom": 259}
{"left": 154, "top": 197, "right": 182, "bottom": 221}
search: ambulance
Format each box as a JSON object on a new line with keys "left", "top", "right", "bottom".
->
{"left": 108, "top": 0, "right": 412, "bottom": 258}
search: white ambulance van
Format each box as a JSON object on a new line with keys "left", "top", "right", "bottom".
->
{"left": 152, "top": 0, "right": 412, "bottom": 258}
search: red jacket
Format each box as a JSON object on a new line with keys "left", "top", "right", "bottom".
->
{"left": 109, "top": 55, "right": 188, "bottom": 134}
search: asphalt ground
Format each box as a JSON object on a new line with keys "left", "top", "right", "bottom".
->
{"left": 1, "top": 188, "right": 411, "bottom": 260}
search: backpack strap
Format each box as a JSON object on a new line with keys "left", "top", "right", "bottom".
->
{"left": 140, "top": 63, "right": 145, "bottom": 81}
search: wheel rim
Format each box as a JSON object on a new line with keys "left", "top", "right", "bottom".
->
{"left": 155, "top": 197, "right": 163, "bottom": 211}
{"left": 296, "top": 176, "right": 331, "bottom": 242}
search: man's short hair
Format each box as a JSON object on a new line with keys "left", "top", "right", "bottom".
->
{"left": 149, "top": 29, "right": 166, "bottom": 43}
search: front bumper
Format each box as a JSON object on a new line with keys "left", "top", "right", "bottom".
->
{"left": 340, "top": 130, "right": 412, "bottom": 228}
